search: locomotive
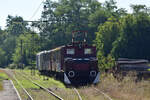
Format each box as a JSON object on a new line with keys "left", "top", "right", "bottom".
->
{"left": 36, "top": 31, "right": 100, "bottom": 84}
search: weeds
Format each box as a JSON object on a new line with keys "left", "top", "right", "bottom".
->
{"left": 14, "top": 69, "right": 79, "bottom": 100}
{"left": 0, "top": 82, "right": 2, "bottom": 91}
{"left": 97, "top": 72, "right": 150, "bottom": 100}
{"left": 0, "top": 70, "right": 9, "bottom": 91}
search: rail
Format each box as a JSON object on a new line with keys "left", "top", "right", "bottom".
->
{"left": 73, "top": 88, "right": 83, "bottom": 100}
{"left": 17, "top": 71, "right": 64, "bottom": 100}
{"left": 4, "top": 69, "right": 33, "bottom": 100}
{"left": 13, "top": 76, "right": 34, "bottom": 100}
{"left": 93, "top": 88, "right": 113, "bottom": 100}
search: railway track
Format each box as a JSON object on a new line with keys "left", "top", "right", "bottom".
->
{"left": 73, "top": 88, "right": 83, "bottom": 100}
{"left": 13, "top": 75, "right": 34, "bottom": 100}
{"left": 4, "top": 69, "right": 33, "bottom": 100}
{"left": 21, "top": 71, "right": 83, "bottom": 100}
{"left": 16, "top": 71, "right": 64, "bottom": 100}
{"left": 18, "top": 70, "right": 84, "bottom": 100}
{"left": 4, "top": 69, "right": 82, "bottom": 100}
{"left": 5, "top": 69, "right": 113, "bottom": 100}
{"left": 93, "top": 87, "right": 113, "bottom": 100}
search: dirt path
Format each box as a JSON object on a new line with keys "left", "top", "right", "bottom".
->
{"left": 0, "top": 80, "right": 21, "bottom": 100}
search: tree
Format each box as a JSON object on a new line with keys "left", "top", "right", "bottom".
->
{"left": 131, "top": 4, "right": 148, "bottom": 14}
{"left": 0, "top": 28, "right": 5, "bottom": 45}
{"left": 95, "top": 16, "right": 120, "bottom": 70}
{"left": 1, "top": 15, "right": 29, "bottom": 66}
{"left": 12, "top": 32, "right": 40, "bottom": 66}
{"left": 112, "top": 12, "right": 150, "bottom": 60}
{"left": 0, "top": 48, "right": 6, "bottom": 67}
{"left": 36, "top": 0, "right": 107, "bottom": 48}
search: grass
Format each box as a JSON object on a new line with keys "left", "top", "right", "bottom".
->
{"left": 13, "top": 70, "right": 57, "bottom": 100}
{"left": 75, "top": 72, "right": 150, "bottom": 100}
{"left": 20, "top": 69, "right": 79, "bottom": 100}
{"left": 96, "top": 73, "right": 150, "bottom": 100}
{"left": 0, "top": 70, "right": 9, "bottom": 91}
{"left": 11, "top": 69, "right": 150, "bottom": 100}
{"left": 19, "top": 69, "right": 66, "bottom": 88}
{"left": 14, "top": 69, "right": 78, "bottom": 100}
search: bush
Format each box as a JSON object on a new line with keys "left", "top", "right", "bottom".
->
{"left": 8, "top": 63, "right": 17, "bottom": 69}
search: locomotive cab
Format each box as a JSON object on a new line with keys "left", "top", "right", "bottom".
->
{"left": 63, "top": 31, "right": 100, "bottom": 85}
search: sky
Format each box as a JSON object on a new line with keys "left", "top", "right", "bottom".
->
{"left": 0, "top": 0, "right": 150, "bottom": 29}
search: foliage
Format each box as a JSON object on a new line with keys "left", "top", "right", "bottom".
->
{"left": 95, "top": 4, "right": 150, "bottom": 70}
{"left": 37, "top": 0, "right": 121, "bottom": 49}
{"left": 112, "top": 13, "right": 150, "bottom": 60}
{"left": 0, "top": 48, "right": 6, "bottom": 67}
{"left": 0, "top": 15, "right": 29, "bottom": 66}
{"left": 12, "top": 32, "right": 41, "bottom": 67}
{"left": 95, "top": 17, "right": 120, "bottom": 70}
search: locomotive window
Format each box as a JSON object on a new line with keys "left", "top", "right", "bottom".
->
{"left": 66, "top": 49, "right": 75, "bottom": 55}
{"left": 84, "top": 48, "right": 92, "bottom": 54}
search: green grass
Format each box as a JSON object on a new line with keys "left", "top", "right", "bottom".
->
{"left": 15, "top": 77, "right": 39, "bottom": 89}
{"left": 20, "top": 69, "right": 66, "bottom": 89}
{"left": 0, "top": 72, "right": 9, "bottom": 81}
{"left": 0, "top": 71, "right": 9, "bottom": 91}
{"left": 14, "top": 69, "right": 79, "bottom": 100}
{"left": 14, "top": 70, "right": 39, "bottom": 89}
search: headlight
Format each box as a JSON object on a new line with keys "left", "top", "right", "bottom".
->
{"left": 68, "top": 71, "right": 75, "bottom": 78}
{"left": 90, "top": 70, "right": 97, "bottom": 77}
{"left": 147, "top": 68, "right": 150, "bottom": 71}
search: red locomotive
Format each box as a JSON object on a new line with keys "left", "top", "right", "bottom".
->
{"left": 36, "top": 31, "right": 100, "bottom": 84}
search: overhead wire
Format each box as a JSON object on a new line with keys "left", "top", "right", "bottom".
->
{"left": 28, "top": 0, "right": 45, "bottom": 32}
{"left": 29, "top": 0, "right": 45, "bottom": 21}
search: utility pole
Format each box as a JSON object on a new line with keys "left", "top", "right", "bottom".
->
{"left": 20, "top": 39, "right": 23, "bottom": 69}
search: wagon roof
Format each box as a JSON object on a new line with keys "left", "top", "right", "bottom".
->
{"left": 117, "top": 58, "right": 149, "bottom": 64}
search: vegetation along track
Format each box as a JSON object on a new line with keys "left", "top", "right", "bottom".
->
{"left": 4, "top": 69, "right": 33, "bottom": 100}
{"left": 4, "top": 69, "right": 114, "bottom": 100}
{"left": 18, "top": 70, "right": 86, "bottom": 100}
{"left": 13, "top": 75, "right": 33, "bottom": 100}
{"left": 18, "top": 70, "right": 83, "bottom": 100}
{"left": 16, "top": 71, "right": 64, "bottom": 100}
{"left": 93, "top": 87, "right": 113, "bottom": 100}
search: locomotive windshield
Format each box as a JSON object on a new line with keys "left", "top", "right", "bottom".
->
{"left": 84, "top": 48, "right": 92, "bottom": 55}
{"left": 66, "top": 48, "right": 75, "bottom": 55}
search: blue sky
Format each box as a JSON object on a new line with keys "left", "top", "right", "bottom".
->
{"left": 0, "top": 0, "right": 150, "bottom": 29}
